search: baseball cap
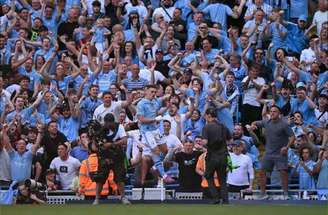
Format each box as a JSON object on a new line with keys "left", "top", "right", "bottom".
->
{"left": 298, "top": 15, "right": 307, "bottom": 22}
{"left": 296, "top": 82, "right": 306, "bottom": 89}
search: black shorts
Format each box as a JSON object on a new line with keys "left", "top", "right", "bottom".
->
{"left": 90, "top": 158, "right": 111, "bottom": 184}
{"left": 111, "top": 147, "right": 126, "bottom": 183}
{"left": 93, "top": 147, "right": 127, "bottom": 184}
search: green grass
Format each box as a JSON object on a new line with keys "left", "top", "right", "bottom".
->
{"left": 0, "top": 204, "right": 327, "bottom": 215}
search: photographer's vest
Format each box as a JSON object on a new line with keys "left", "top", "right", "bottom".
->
{"left": 79, "top": 154, "right": 117, "bottom": 196}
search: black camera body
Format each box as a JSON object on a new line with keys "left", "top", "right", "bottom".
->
{"left": 87, "top": 120, "right": 106, "bottom": 147}
{"left": 25, "top": 179, "right": 46, "bottom": 191}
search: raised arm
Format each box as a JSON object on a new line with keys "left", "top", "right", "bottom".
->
{"left": 31, "top": 123, "right": 43, "bottom": 155}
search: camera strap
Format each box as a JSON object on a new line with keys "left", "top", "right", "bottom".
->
{"left": 161, "top": 6, "right": 172, "bottom": 20}
{"left": 105, "top": 123, "right": 120, "bottom": 142}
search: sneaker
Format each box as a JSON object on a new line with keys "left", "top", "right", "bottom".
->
{"left": 156, "top": 178, "right": 164, "bottom": 188}
{"left": 121, "top": 196, "right": 131, "bottom": 205}
{"left": 282, "top": 194, "right": 290, "bottom": 200}
{"left": 92, "top": 199, "right": 99, "bottom": 205}
{"left": 210, "top": 199, "right": 220, "bottom": 204}
{"left": 257, "top": 193, "right": 269, "bottom": 200}
{"left": 163, "top": 176, "right": 175, "bottom": 184}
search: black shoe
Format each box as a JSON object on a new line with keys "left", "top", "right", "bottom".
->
{"left": 221, "top": 200, "right": 229, "bottom": 205}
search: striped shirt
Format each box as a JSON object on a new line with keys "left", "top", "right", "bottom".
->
{"left": 245, "top": 3, "right": 273, "bottom": 20}
{"left": 122, "top": 77, "right": 149, "bottom": 92}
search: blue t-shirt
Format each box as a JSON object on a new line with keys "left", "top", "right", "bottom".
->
{"left": 137, "top": 98, "right": 162, "bottom": 131}
{"left": 92, "top": 27, "right": 110, "bottom": 43}
{"left": 17, "top": 67, "right": 42, "bottom": 91}
{"left": 290, "top": 98, "right": 319, "bottom": 126}
{"left": 6, "top": 107, "right": 34, "bottom": 124}
{"left": 289, "top": 0, "right": 308, "bottom": 19}
{"left": 184, "top": 117, "right": 205, "bottom": 140}
{"left": 317, "top": 159, "right": 328, "bottom": 189}
{"left": 95, "top": 71, "right": 117, "bottom": 93}
{"left": 42, "top": 15, "right": 58, "bottom": 37}
{"left": 9, "top": 150, "right": 33, "bottom": 182}
{"left": 269, "top": 23, "right": 287, "bottom": 51}
{"left": 286, "top": 23, "right": 308, "bottom": 54}
{"left": 202, "top": 3, "right": 233, "bottom": 31}
{"left": 70, "top": 145, "right": 88, "bottom": 162}
{"left": 51, "top": 75, "right": 73, "bottom": 93}
{"left": 80, "top": 97, "right": 103, "bottom": 128}
{"left": 185, "top": 89, "right": 207, "bottom": 113}
{"left": 297, "top": 160, "right": 316, "bottom": 189}
{"left": 58, "top": 116, "right": 80, "bottom": 142}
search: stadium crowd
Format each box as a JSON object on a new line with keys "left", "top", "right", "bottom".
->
{"left": 0, "top": 0, "right": 327, "bottom": 203}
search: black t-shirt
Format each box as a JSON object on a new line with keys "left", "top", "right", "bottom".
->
{"left": 155, "top": 60, "right": 170, "bottom": 78}
{"left": 57, "top": 21, "right": 79, "bottom": 40}
{"left": 57, "top": 21, "right": 79, "bottom": 50}
{"left": 202, "top": 121, "right": 231, "bottom": 154}
{"left": 174, "top": 151, "right": 202, "bottom": 191}
{"left": 41, "top": 132, "right": 68, "bottom": 168}
{"left": 105, "top": 3, "right": 123, "bottom": 26}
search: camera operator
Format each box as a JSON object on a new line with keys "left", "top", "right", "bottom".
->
{"left": 92, "top": 113, "right": 130, "bottom": 205}
{"left": 15, "top": 180, "right": 46, "bottom": 204}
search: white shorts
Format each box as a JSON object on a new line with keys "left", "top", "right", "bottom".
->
{"left": 95, "top": 42, "right": 105, "bottom": 53}
{"left": 141, "top": 129, "right": 165, "bottom": 150}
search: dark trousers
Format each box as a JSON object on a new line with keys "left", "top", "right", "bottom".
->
{"left": 204, "top": 153, "right": 228, "bottom": 203}
{"left": 228, "top": 184, "right": 249, "bottom": 193}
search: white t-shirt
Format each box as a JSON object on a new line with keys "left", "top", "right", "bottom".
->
{"left": 315, "top": 108, "right": 328, "bottom": 128}
{"left": 312, "top": 10, "right": 328, "bottom": 35}
{"left": 93, "top": 101, "right": 123, "bottom": 124}
{"left": 162, "top": 114, "right": 186, "bottom": 136}
{"left": 139, "top": 68, "right": 166, "bottom": 84}
{"left": 0, "top": 15, "right": 8, "bottom": 32}
{"left": 152, "top": 6, "right": 175, "bottom": 23}
{"left": 300, "top": 48, "right": 316, "bottom": 71}
{"left": 106, "top": 124, "right": 127, "bottom": 141}
{"left": 162, "top": 134, "right": 182, "bottom": 149}
{"left": 5, "top": 84, "right": 20, "bottom": 97}
{"left": 127, "top": 129, "right": 151, "bottom": 158}
{"left": 125, "top": 3, "right": 148, "bottom": 23}
{"left": 50, "top": 156, "right": 81, "bottom": 190}
{"left": 227, "top": 153, "right": 254, "bottom": 186}
{"left": 1, "top": 89, "right": 11, "bottom": 104}
{"left": 26, "top": 143, "right": 44, "bottom": 154}
{"left": 242, "top": 76, "right": 266, "bottom": 107}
